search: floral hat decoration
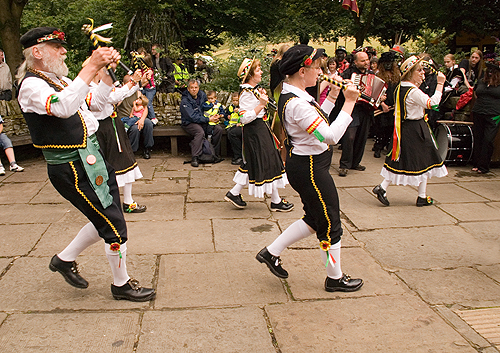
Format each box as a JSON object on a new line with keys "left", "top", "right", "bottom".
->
{"left": 400, "top": 55, "right": 423, "bottom": 79}
{"left": 20, "top": 27, "right": 67, "bottom": 49}
{"left": 237, "top": 57, "right": 255, "bottom": 82}
{"left": 279, "top": 45, "right": 325, "bottom": 76}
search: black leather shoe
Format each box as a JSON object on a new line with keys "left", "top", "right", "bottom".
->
{"left": 191, "top": 156, "right": 199, "bottom": 167}
{"left": 143, "top": 149, "right": 151, "bottom": 159}
{"left": 224, "top": 191, "right": 247, "bottom": 208}
{"left": 372, "top": 185, "right": 390, "bottom": 206}
{"left": 123, "top": 202, "right": 147, "bottom": 213}
{"left": 231, "top": 158, "right": 243, "bottom": 165}
{"left": 324, "top": 274, "right": 363, "bottom": 292}
{"left": 213, "top": 156, "right": 224, "bottom": 164}
{"left": 416, "top": 196, "right": 434, "bottom": 207}
{"left": 256, "top": 247, "right": 288, "bottom": 279}
{"left": 270, "top": 199, "right": 294, "bottom": 212}
{"left": 338, "top": 168, "right": 348, "bottom": 177}
{"left": 111, "top": 278, "right": 156, "bottom": 302}
{"left": 49, "top": 255, "right": 89, "bottom": 289}
{"left": 352, "top": 164, "right": 366, "bottom": 171}
{"left": 374, "top": 150, "right": 381, "bottom": 158}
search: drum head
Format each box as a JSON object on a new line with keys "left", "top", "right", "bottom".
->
{"left": 435, "top": 124, "right": 450, "bottom": 162}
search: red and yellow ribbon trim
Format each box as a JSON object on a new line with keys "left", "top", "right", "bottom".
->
{"left": 306, "top": 117, "right": 322, "bottom": 134}
{"left": 85, "top": 93, "right": 92, "bottom": 107}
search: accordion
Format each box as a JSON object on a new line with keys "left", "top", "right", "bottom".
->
{"left": 351, "top": 73, "right": 387, "bottom": 108}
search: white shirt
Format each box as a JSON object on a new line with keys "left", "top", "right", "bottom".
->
{"left": 281, "top": 82, "right": 352, "bottom": 156}
{"left": 239, "top": 83, "right": 265, "bottom": 124}
{"left": 88, "top": 81, "right": 139, "bottom": 120}
{"left": 18, "top": 72, "right": 104, "bottom": 135}
{"left": 402, "top": 81, "right": 442, "bottom": 120}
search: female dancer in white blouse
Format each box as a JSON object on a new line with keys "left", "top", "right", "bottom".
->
{"left": 372, "top": 56, "right": 447, "bottom": 207}
{"left": 256, "top": 45, "right": 363, "bottom": 292}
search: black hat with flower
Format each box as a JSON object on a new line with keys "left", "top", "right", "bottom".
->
{"left": 279, "top": 44, "right": 325, "bottom": 76}
{"left": 20, "top": 27, "right": 66, "bottom": 49}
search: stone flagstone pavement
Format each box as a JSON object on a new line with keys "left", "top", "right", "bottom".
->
{"left": 0, "top": 144, "right": 499, "bottom": 352}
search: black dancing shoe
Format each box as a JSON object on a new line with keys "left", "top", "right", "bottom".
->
{"left": 324, "top": 274, "right": 363, "bottom": 292}
{"left": 224, "top": 191, "right": 247, "bottom": 208}
{"left": 270, "top": 198, "right": 294, "bottom": 212}
{"left": 49, "top": 255, "right": 89, "bottom": 289}
{"left": 416, "top": 196, "right": 434, "bottom": 207}
{"left": 123, "top": 202, "right": 147, "bottom": 213}
{"left": 372, "top": 185, "right": 390, "bottom": 206}
{"left": 256, "top": 247, "right": 288, "bottom": 279}
{"left": 111, "top": 278, "right": 156, "bottom": 302}
{"left": 143, "top": 149, "right": 151, "bottom": 159}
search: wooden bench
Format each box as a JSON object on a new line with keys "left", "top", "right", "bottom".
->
{"left": 8, "top": 126, "right": 228, "bottom": 157}
{"left": 153, "top": 125, "right": 227, "bottom": 157}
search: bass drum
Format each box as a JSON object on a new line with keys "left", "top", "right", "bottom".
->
{"left": 435, "top": 121, "right": 474, "bottom": 164}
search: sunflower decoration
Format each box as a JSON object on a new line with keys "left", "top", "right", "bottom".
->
{"left": 320, "top": 240, "right": 331, "bottom": 252}
{"left": 110, "top": 242, "right": 123, "bottom": 268}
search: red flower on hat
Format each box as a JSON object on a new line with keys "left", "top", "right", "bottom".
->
{"left": 304, "top": 57, "right": 312, "bottom": 66}
{"left": 53, "top": 30, "right": 65, "bottom": 41}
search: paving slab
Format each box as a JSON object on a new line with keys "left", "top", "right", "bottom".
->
{"left": 455, "top": 307, "right": 500, "bottom": 346}
{"left": 0, "top": 258, "right": 12, "bottom": 273}
{"left": 0, "top": 312, "right": 6, "bottom": 324}
{"left": 0, "top": 224, "right": 48, "bottom": 256}
{"left": 339, "top": 188, "right": 456, "bottom": 230}
{"left": 459, "top": 221, "right": 500, "bottom": 243}
{"left": 0, "top": 203, "right": 70, "bottom": 224}
{"left": 477, "top": 264, "right": 500, "bottom": 283}
{"left": 283, "top": 248, "right": 406, "bottom": 300}
{"left": 0, "top": 312, "right": 139, "bottom": 353}
{"left": 188, "top": 187, "right": 263, "bottom": 203}
{"left": 122, "top": 194, "right": 185, "bottom": 221}
{"left": 127, "top": 219, "right": 214, "bottom": 254}
{"left": 0, "top": 182, "right": 45, "bottom": 204}
{"left": 190, "top": 170, "right": 236, "bottom": 188}
{"left": 152, "top": 168, "right": 189, "bottom": 179}
{"left": 354, "top": 225, "right": 500, "bottom": 270}
{"left": 137, "top": 307, "right": 276, "bottom": 353}
{"left": 266, "top": 295, "right": 476, "bottom": 353}
{"left": 425, "top": 182, "right": 489, "bottom": 203}
{"left": 456, "top": 180, "right": 500, "bottom": 201}
{"left": 186, "top": 201, "right": 270, "bottom": 220}
{"left": 136, "top": 158, "right": 165, "bottom": 180}
{"left": 131, "top": 178, "right": 188, "bottom": 194}
{"left": 439, "top": 202, "right": 500, "bottom": 222}
{"left": 0, "top": 255, "right": 156, "bottom": 311}
{"left": 0, "top": 163, "right": 48, "bottom": 183}
{"left": 213, "top": 218, "right": 281, "bottom": 252}
{"left": 29, "top": 181, "right": 68, "bottom": 204}
{"left": 397, "top": 267, "right": 500, "bottom": 307}
{"left": 156, "top": 252, "right": 288, "bottom": 308}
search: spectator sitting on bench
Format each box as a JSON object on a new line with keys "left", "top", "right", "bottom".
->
{"left": 180, "top": 79, "right": 223, "bottom": 167}
{"left": 122, "top": 94, "right": 148, "bottom": 132}
{"left": 202, "top": 90, "right": 225, "bottom": 143}
{"left": 0, "top": 114, "right": 24, "bottom": 175}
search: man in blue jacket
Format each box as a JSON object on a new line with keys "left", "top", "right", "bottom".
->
{"left": 180, "top": 79, "right": 223, "bottom": 167}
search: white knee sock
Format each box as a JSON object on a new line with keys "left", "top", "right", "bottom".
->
{"left": 270, "top": 184, "right": 282, "bottom": 204}
{"left": 105, "top": 242, "right": 130, "bottom": 287}
{"left": 122, "top": 182, "right": 134, "bottom": 205}
{"left": 320, "top": 241, "right": 343, "bottom": 279}
{"left": 58, "top": 222, "right": 101, "bottom": 262}
{"left": 418, "top": 178, "right": 428, "bottom": 198}
{"left": 267, "top": 219, "right": 315, "bottom": 256}
{"left": 381, "top": 179, "right": 391, "bottom": 191}
{"left": 229, "top": 183, "right": 244, "bottom": 196}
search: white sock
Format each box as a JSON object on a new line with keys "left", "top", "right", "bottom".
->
{"left": 229, "top": 183, "right": 244, "bottom": 196}
{"left": 270, "top": 184, "right": 282, "bottom": 204}
{"left": 267, "top": 219, "right": 315, "bottom": 256}
{"left": 105, "top": 242, "right": 130, "bottom": 287}
{"left": 381, "top": 179, "right": 391, "bottom": 191}
{"left": 58, "top": 222, "right": 101, "bottom": 262}
{"left": 122, "top": 183, "right": 134, "bottom": 205}
{"left": 418, "top": 178, "right": 428, "bottom": 198}
{"left": 320, "top": 241, "right": 343, "bottom": 279}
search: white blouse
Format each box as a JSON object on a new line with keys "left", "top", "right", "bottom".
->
{"left": 402, "top": 81, "right": 442, "bottom": 120}
{"left": 239, "top": 83, "right": 265, "bottom": 124}
{"left": 282, "top": 82, "right": 352, "bottom": 156}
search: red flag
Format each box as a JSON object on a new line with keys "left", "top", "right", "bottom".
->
{"left": 340, "top": 0, "right": 359, "bottom": 17}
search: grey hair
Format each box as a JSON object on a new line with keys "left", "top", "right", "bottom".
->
{"left": 15, "top": 46, "right": 40, "bottom": 83}
{"left": 187, "top": 78, "right": 200, "bottom": 86}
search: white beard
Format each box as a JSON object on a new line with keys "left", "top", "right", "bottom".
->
{"left": 42, "top": 53, "right": 69, "bottom": 78}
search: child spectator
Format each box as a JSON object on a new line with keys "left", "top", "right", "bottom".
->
{"left": 225, "top": 92, "right": 243, "bottom": 165}
{"left": 121, "top": 95, "right": 148, "bottom": 131}
{"left": 0, "top": 115, "right": 24, "bottom": 175}
{"left": 202, "top": 90, "right": 225, "bottom": 142}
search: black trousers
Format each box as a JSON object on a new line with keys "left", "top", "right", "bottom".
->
{"left": 286, "top": 148, "right": 342, "bottom": 245}
{"left": 472, "top": 112, "right": 500, "bottom": 173}
{"left": 182, "top": 122, "right": 223, "bottom": 158}
{"left": 339, "top": 115, "right": 371, "bottom": 169}
{"left": 227, "top": 125, "right": 243, "bottom": 160}
{"left": 48, "top": 159, "right": 127, "bottom": 244}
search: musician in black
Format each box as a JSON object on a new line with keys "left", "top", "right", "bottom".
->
{"left": 256, "top": 44, "right": 363, "bottom": 292}
{"left": 336, "top": 50, "right": 374, "bottom": 177}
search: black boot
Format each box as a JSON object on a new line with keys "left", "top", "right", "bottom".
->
{"left": 49, "top": 255, "right": 89, "bottom": 289}
{"left": 111, "top": 278, "right": 156, "bottom": 302}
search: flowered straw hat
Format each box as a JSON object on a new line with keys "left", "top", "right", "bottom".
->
{"left": 237, "top": 57, "right": 255, "bottom": 82}
{"left": 400, "top": 55, "right": 423, "bottom": 79}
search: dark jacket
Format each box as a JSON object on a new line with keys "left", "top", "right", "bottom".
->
{"left": 180, "top": 89, "right": 209, "bottom": 125}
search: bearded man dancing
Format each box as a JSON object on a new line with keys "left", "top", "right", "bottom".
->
{"left": 16, "top": 27, "right": 155, "bottom": 301}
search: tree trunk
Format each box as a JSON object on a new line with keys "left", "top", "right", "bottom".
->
{"left": 352, "top": 0, "right": 378, "bottom": 48}
{"left": 0, "top": 0, "right": 28, "bottom": 81}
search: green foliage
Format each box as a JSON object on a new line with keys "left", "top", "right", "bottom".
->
{"left": 413, "top": 27, "right": 456, "bottom": 68}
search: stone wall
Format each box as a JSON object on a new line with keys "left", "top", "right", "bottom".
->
{"left": 1, "top": 91, "right": 232, "bottom": 135}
